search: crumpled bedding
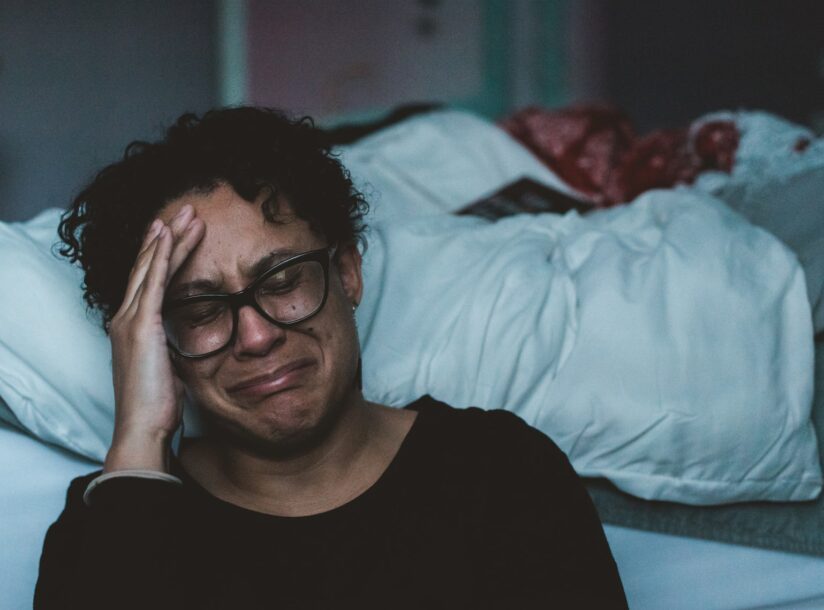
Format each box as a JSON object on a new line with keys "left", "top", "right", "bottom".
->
{"left": 500, "top": 105, "right": 824, "bottom": 335}
{"left": 358, "top": 188, "right": 821, "bottom": 505}
{"left": 692, "top": 111, "right": 824, "bottom": 333}
{"left": 500, "top": 104, "right": 738, "bottom": 206}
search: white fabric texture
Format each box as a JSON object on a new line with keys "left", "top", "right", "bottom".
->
{"left": 605, "top": 525, "right": 824, "bottom": 610}
{"left": 335, "top": 109, "right": 581, "bottom": 224}
{"left": 0, "top": 209, "right": 115, "bottom": 459}
{"left": 0, "top": 211, "right": 201, "bottom": 461}
{"left": 0, "top": 422, "right": 99, "bottom": 610}
{"left": 692, "top": 111, "right": 824, "bottom": 331}
{"left": 358, "top": 190, "right": 821, "bottom": 504}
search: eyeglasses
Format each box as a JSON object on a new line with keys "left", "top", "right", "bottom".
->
{"left": 162, "top": 245, "right": 336, "bottom": 358}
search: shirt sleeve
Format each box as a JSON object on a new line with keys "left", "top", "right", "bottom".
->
{"left": 476, "top": 410, "right": 629, "bottom": 608}
{"left": 34, "top": 471, "right": 190, "bottom": 610}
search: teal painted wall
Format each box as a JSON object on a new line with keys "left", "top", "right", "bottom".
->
{"left": 454, "top": 0, "right": 569, "bottom": 119}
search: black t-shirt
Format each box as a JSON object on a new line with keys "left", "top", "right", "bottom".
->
{"left": 34, "top": 397, "right": 627, "bottom": 609}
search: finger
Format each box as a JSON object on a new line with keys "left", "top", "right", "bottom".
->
{"left": 123, "top": 205, "right": 200, "bottom": 318}
{"left": 123, "top": 226, "right": 169, "bottom": 318}
{"left": 128, "top": 219, "right": 164, "bottom": 273}
{"left": 133, "top": 225, "right": 174, "bottom": 318}
{"left": 139, "top": 219, "right": 163, "bottom": 254}
{"left": 121, "top": 229, "right": 164, "bottom": 311}
{"left": 166, "top": 217, "right": 206, "bottom": 287}
{"left": 157, "top": 204, "right": 197, "bottom": 283}
{"left": 132, "top": 205, "right": 189, "bottom": 277}
{"left": 167, "top": 204, "right": 193, "bottom": 236}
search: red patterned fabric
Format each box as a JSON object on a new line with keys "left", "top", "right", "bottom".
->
{"left": 500, "top": 105, "right": 739, "bottom": 206}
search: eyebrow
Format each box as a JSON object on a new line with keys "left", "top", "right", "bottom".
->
{"left": 244, "top": 248, "right": 300, "bottom": 279}
{"left": 168, "top": 249, "right": 300, "bottom": 299}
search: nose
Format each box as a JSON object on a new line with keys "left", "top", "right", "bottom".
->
{"left": 232, "top": 304, "right": 286, "bottom": 358}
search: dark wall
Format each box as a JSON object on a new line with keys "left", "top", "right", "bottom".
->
{"left": 0, "top": 0, "right": 218, "bottom": 221}
{"left": 602, "top": 0, "right": 824, "bottom": 132}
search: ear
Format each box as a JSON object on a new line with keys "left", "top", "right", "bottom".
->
{"left": 335, "top": 242, "right": 363, "bottom": 306}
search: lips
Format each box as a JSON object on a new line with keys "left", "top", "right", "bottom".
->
{"left": 226, "top": 358, "right": 316, "bottom": 398}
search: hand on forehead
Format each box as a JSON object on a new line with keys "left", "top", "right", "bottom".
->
{"left": 158, "top": 185, "right": 324, "bottom": 294}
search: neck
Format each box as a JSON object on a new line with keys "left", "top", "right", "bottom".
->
{"left": 184, "top": 390, "right": 396, "bottom": 516}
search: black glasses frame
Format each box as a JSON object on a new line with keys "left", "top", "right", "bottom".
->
{"left": 163, "top": 245, "right": 336, "bottom": 359}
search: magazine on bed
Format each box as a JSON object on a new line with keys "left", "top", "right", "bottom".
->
{"left": 455, "top": 177, "right": 592, "bottom": 220}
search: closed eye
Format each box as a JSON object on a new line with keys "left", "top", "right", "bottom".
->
{"left": 259, "top": 267, "right": 303, "bottom": 296}
{"left": 178, "top": 302, "right": 228, "bottom": 327}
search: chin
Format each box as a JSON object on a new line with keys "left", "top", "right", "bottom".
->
{"left": 211, "top": 388, "right": 348, "bottom": 458}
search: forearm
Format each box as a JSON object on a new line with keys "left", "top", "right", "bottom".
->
{"left": 34, "top": 475, "right": 188, "bottom": 610}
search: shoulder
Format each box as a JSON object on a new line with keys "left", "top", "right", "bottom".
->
{"left": 404, "top": 396, "right": 573, "bottom": 479}
{"left": 406, "top": 395, "right": 562, "bottom": 448}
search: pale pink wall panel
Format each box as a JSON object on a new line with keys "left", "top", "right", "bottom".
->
{"left": 247, "top": 0, "right": 484, "bottom": 118}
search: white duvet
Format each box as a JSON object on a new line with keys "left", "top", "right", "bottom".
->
{"left": 357, "top": 190, "right": 822, "bottom": 504}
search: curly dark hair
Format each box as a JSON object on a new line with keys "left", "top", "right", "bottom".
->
{"left": 58, "top": 106, "right": 369, "bottom": 333}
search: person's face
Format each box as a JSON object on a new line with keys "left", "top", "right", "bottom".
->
{"left": 158, "top": 184, "right": 363, "bottom": 457}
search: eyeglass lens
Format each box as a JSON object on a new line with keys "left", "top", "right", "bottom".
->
{"left": 164, "top": 259, "right": 326, "bottom": 356}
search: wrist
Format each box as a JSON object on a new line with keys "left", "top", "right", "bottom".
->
{"left": 104, "top": 428, "right": 173, "bottom": 474}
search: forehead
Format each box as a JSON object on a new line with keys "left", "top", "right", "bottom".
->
{"left": 160, "top": 184, "right": 324, "bottom": 288}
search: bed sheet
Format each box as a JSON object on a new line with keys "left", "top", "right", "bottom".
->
{"left": 0, "top": 420, "right": 99, "bottom": 610}
{"left": 606, "top": 525, "right": 824, "bottom": 610}
{"left": 4, "top": 419, "right": 824, "bottom": 610}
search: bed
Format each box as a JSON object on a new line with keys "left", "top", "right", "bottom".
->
{"left": 2, "top": 107, "right": 824, "bottom": 609}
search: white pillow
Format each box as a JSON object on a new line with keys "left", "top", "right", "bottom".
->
{"left": 0, "top": 209, "right": 113, "bottom": 460}
{"left": 0, "top": 210, "right": 204, "bottom": 461}
{"left": 359, "top": 191, "right": 821, "bottom": 504}
{"left": 335, "top": 109, "right": 581, "bottom": 225}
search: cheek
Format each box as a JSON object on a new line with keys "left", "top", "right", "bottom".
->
{"left": 308, "top": 298, "right": 359, "bottom": 364}
{"left": 176, "top": 357, "right": 222, "bottom": 390}
{"left": 324, "top": 295, "right": 356, "bottom": 341}
{"left": 330, "top": 310, "right": 360, "bottom": 362}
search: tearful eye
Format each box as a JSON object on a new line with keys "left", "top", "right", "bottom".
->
{"left": 259, "top": 266, "right": 303, "bottom": 296}
{"left": 179, "top": 302, "right": 228, "bottom": 327}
